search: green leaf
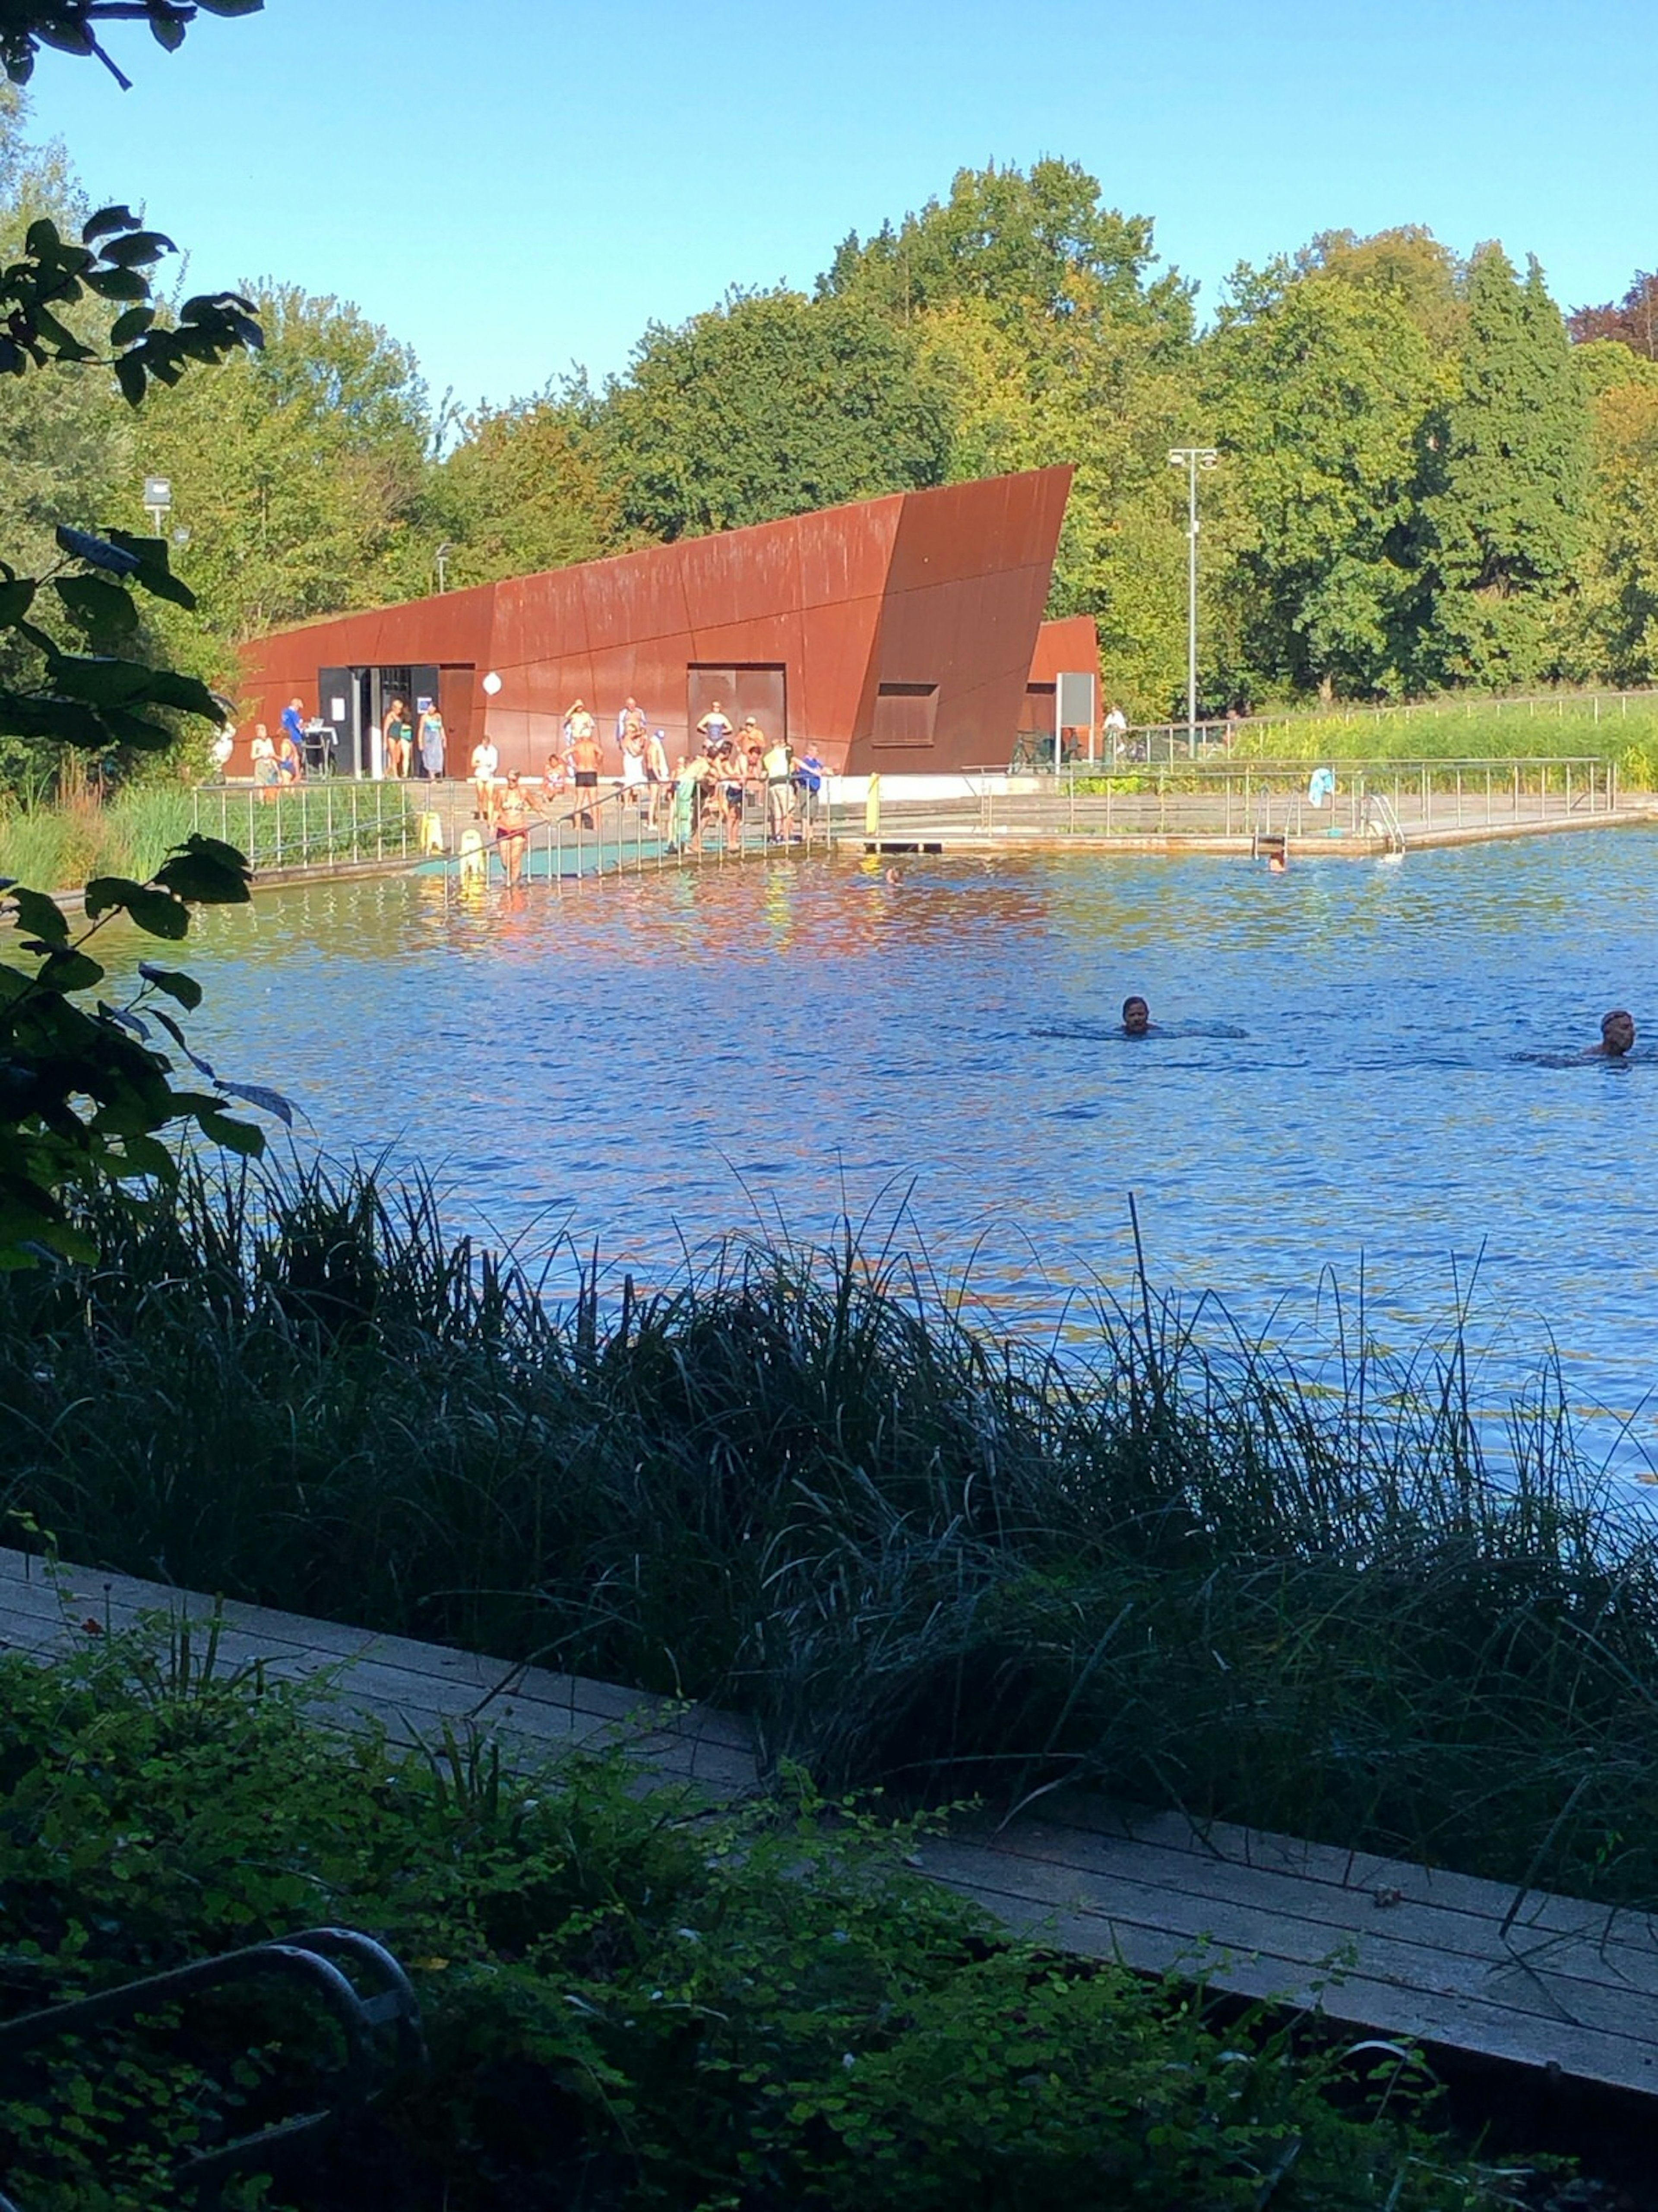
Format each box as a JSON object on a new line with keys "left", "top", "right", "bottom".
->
{"left": 83, "top": 879, "right": 190, "bottom": 941}
{"left": 54, "top": 527, "right": 141, "bottom": 577}
{"left": 7, "top": 887, "right": 69, "bottom": 945}
{"left": 101, "top": 532, "right": 195, "bottom": 610}
{"left": 100, "top": 231, "right": 174, "bottom": 269}
{"left": 152, "top": 848, "right": 253, "bottom": 905}
{"left": 82, "top": 205, "right": 139, "bottom": 244}
{"left": 136, "top": 964, "right": 203, "bottom": 1011}
{"left": 94, "top": 708, "right": 176, "bottom": 752}
{"left": 82, "top": 267, "right": 151, "bottom": 303}
{"left": 109, "top": 307, "right": 157, "bottom": 347}
{"left": 35, "top": 947, "right": 105, "bottom": 993}
{"left": 194, "top": 1109, "right": 265, "bottom": 1157}
{"left": 52, "top": 575, "right": 139, "bottom": 643}
{"left": 197, "top": 0, "right": 267, "bottom": 14}
{"left": 46, "top": 657, "right": 152, "bottom": 707}
{"left": 0, "top": 578, "right": 37, "bottom": 626}
{"left": 149, "top": 15, "right": 186, "bottom": 52}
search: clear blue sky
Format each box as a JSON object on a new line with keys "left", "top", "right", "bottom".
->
{"left": 22, "top": 0, "right": 1657, "bottom": 414}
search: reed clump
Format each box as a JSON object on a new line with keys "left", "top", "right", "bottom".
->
{"left": 5, "top": 1160, "right": 1657, "bottom": 1907}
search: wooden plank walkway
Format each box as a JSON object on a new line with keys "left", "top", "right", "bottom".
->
{"left": 4, "top": 1547, "right": 1656, "bottom": 2099}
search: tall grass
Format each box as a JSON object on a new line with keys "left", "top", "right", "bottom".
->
{"left": 0, "top": 784, "right": 198, "bottom": 888}
{"left": 1230, "top": 691, "right": 1658, "bottom": 778}
{"left": 6, "top": 1159, "right": 1658, "bottom": 1907}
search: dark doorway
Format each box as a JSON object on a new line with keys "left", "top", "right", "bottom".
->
{"left": 317, "top": 663, "right": 472, "bottom": 777}
{"left": 688, "top": 664, "right": 786, "bottom": 752}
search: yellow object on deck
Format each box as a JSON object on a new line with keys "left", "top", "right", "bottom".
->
{"left": 417, "top": 812, "right": 445, "bottom": 855}
{"left": 458, "top": 826, "right": 486, "bottom": 882}
{"left": 864, "top": 774, "right": 881, "bottom": 839}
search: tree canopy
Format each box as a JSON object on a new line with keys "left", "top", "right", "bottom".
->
{"left": 4, "top": 114, "right": 1658, "bottom": 733}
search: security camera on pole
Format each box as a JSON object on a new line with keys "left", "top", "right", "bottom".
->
{"left": 1167, "top": 447, "right": 1218, "bottom": 751}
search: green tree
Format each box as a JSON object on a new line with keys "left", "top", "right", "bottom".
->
{"left": 137, "top": 281, "right": 439, "bottom": 657}
{"left": 436, "top": 379, "right": 626, "bottom": 586}
{"left": 1415, "top": 248, "right": 1591, "bottom": 688}
{"left": 822, "top": 156, "right": 1193, "bottom": 344}
{"left": 1, "top": 0, "right": 277, "bottom": 1266}
{"left": 1205, "top": 262, "right": 1447, "bottom": 698}
{"left": 599, "top": 288, "right": 950, "bottom": 541}
{"left": 1561, "top": 371, "right": 1658, "bottom": 684}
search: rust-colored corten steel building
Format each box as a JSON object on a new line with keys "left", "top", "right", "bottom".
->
{"left": 238, "top": 466, "right": 1092, "bottom": 778}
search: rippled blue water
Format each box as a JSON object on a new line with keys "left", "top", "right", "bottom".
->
{"left": 152, "top": 832, "right": 1658, "bottom": 1470}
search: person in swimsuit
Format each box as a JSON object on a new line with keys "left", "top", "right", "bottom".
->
{"left": 493, "top": 771, "right": 541, "bottom": 887}
{"left": 470, "top": 736, "right": 500, "bottom": 823}
{"left": 1121, "top": 995, "right": 1151, "bottom": 1037}
{"left": 382, "top": 696, "right": 410, "bottom": 779}
{"left": 1592, "top": 1010, "right": 1636, "bottom": 1058}
{"left": 418, "top": 703, "right": 446, "bottom": 780}
{"left": 619, "top": 717, "right": 649, "bottom": 810}
{"left": 697, "top": 700, "right": 733, "bottom": 754}
{"left": 569, "top": 720, "right": 604, "bottom": 828}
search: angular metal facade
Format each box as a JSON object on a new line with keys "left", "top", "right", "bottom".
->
{"left": 238, "top": 466, "right": 1080, "bottom": 777}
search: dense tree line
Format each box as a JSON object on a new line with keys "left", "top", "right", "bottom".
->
{"left": 6, "top": 96, "right": 1658, "bottom": 763}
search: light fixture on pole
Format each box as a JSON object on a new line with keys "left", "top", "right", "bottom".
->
{"left": 435, "top": 541, "right": 452, "bottom": 593}
{"left": 1167, "top": 447, "right": 1218, "bottom": 747}
{"left": 142, "top": 474, "right": 172, "bottom": 536}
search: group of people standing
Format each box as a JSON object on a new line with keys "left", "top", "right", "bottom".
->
{"left": 380, "top": 695, "right": 448, "bottom": 780}
{"left": 465, "top": 695, "right": 808, "bottom": 885}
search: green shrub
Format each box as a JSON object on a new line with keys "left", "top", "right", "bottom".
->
{"left": 6, "top": 1162, "right": 1658, "bottom": 1913}
{"left": 0, "top": 1618, "right": 1538, "bottom": 2209}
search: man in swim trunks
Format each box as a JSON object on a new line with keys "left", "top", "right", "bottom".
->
{"left": 569, "top": 717, "right": 604, "bottom": 828}
{"left": 1121, "top": 995, "right": 1151, "bottom": 1037}
{"left": 697, "top": 699, "right": 733, "bottom": 755}
{"left": 1592, "top": 1009, "right": 1636, "bottom": 1058}
{"left": 493, "top": 771, "right": 541, "bottom": 887}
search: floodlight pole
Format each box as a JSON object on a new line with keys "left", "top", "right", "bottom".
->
{"left": 1168, "top": 447, "right": 1218, "bottom": 747}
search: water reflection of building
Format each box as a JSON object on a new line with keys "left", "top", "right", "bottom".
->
{"left": 237, "top": 468, "right": 1097, "bottom": 782}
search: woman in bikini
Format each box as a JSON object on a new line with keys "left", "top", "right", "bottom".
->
{"left": 493, "top": 771, "right": 540, "bottom": 888}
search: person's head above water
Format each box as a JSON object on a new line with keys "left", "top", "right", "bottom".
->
{"left": 1121, "top": 995, "right": 1150, "bottom": 1036}
{"left": 1599, "top": 1009, "right": 1636, "bottom": 1057}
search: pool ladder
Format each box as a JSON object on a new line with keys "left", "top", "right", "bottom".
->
{"left": 1359, "top": 789, "right": 1408, "bottom": 856}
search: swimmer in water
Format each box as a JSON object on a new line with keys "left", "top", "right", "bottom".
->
{"left": 1267, "top": 849, "right": 1288, "bottom": 874}
{"left": 1592, "top": 1009, "right": 1636, "bottom": 1058}
{"left": 884, "top": 867, "right": 902, "bottom": 886}
{"left": 1121, "top": 995, "right": 1151, "bottom": 1037}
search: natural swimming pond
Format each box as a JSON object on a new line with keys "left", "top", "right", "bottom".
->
{"left": 158, "top": 831, "right": 1658, "bottom": 1472}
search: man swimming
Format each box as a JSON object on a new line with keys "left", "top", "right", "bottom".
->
{"left": 1593, "top": 1009, "right": 1636, "bottom": 1058}
{"left": 1121, "top": 995, "right": 1151, "bottom": 1037}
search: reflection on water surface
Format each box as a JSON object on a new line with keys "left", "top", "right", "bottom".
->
{"left": 150, "top": 834, "right": 1658, "bottom": 1470}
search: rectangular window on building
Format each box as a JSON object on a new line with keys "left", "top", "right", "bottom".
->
{"left": 872, "top": 681, "right": 939, "bottom": 749}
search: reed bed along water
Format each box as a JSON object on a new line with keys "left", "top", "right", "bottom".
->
{"left": 6, "top": 1159, "right": 1657, "bottom": 1909}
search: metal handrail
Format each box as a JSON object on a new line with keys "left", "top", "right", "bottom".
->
{"left": 0, "top": 1927, "right": 424, "bottom": 2207}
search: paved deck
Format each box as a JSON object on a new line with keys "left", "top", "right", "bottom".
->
{"left": 5, "top": 1545, "right": 1655, "bottom": 2098}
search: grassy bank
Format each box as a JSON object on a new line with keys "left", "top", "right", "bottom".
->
{"left": 0, "top": 781, "right": 420, "bottom": 893}
{"left": 5, "top": 1162, "right": 1658, "bottom": 1909}
{"left": 0, "top": 784, "right": 199, "bottom": 889}
{"left": 1228, "top": 690, "right": 1658, "bottom": 778}
{"left": 0, "top": 1623, "right": 1543, "bottom": 2210}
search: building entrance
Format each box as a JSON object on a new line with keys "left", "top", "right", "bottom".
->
{"left": 687, "top": 664, "right": 786, "bottom": 754}
{"left": 316, "top": 662, "right": 470, "bottom": 777}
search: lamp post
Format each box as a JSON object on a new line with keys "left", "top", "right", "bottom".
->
{"left": 142, "top": 474, "right": 172, "bottom": 536}
{"left": 1167, "top": 446, "right": 1218, "bottom": 749}
{"left": 435, "top": 541, "right": 451, "bottom": 593}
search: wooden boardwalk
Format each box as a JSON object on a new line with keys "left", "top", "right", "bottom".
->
{"left": 5, "top": 1546, "right": 1656, "bottom": 2099}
